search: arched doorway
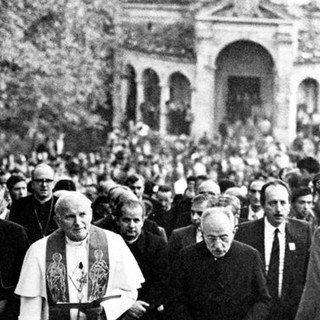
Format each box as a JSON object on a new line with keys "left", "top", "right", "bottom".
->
{"left": 125, "top": 64, "right": 137, "bottom": 123}
{"left": 141, "top": 69, "right": 160, "bottom": 130}
{"left": 215, "top": 40, "right": 274, "bottom": 127}
{"left": 168, "top": 72, "right": 192, "bottom": 135}
{"left": 297, "top": 78, "right": 319, "bottom": 135}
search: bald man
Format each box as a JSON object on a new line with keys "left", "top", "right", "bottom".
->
{"left": 167, "top": 207, "right": 270, "bottom": 320}
{"left": 15, "top": 191, "right": 144, "bottom": 320}
{"left": 9, "top": 164, "right": 59, "bottom": 244}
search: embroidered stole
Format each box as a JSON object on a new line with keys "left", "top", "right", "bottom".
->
{"left": 46, "top": 225, "right": 109, "bottom": 319}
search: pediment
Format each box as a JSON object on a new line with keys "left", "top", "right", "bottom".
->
{"left": 194, "top": 0, "right": 293, "bottom": 21}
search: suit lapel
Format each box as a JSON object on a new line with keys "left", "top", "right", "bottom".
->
{"left": 182, "top": 225, "right": 198, "bottom": 247}
{"left": 282, "top": 221, "right": 296, "bottom": 299}
{"left": 256, "top": 219, "right": 266, "bottom": 264}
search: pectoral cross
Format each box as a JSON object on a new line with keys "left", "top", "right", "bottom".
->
{"left": 68, "top": 262, "right": 88, "bottom": 320}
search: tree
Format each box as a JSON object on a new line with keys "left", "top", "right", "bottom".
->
{"left": 0, "top": 0, "right": 118, "bottom": 155}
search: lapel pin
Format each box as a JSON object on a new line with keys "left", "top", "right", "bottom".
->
{"left": 289, "top": 242, "right": 296, "bottom": 251}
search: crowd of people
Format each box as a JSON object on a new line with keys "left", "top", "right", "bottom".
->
{"left": 2, "top": 121, "right": 320, "bottom": 319}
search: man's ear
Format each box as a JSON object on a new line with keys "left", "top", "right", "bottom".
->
{"left": 54, "top": 216, "right": 60, "bottom": 227}
{"left": 115, "top": 217, "right": 120, "bottom": 226}
{"left": 233, "top": 225, "right": 239, "bottom": 235}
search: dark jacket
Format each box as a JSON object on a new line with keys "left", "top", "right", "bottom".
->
{"left": 9, "top": 195, "right": 58, "bottom": 244}
{"left": 149, "top": 203, "right": 176, "bottom": 238}
{"left": 126, "top": 231, "right": 169, "bottom": 320}
{"left": 166, "top": 240, "right": 271, "bottom": 320}
{"left": 235, "top": 218, "right": 312, "bottom": 320}
{"left": 0, "top": 219, "right": 29, "bottom": 319}
{"left": 95, "top": 215, "right": 163, "bottom": 238}
{"left": 168, "top": 224, "right": 197, "bottom": 265}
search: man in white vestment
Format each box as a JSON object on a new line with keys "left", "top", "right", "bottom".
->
{"left": 15, "top": 191, "right": 144, "bottom": 320}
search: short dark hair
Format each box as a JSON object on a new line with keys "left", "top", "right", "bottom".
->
{"left": 91, "top": 194, "right": 109, "bottom": 212}
{"left": 297, "top": 157, "right": 320, "bottom": 174}
{"left": 218, "top": 179, "right": 236, "bottom": 194}
{"left": 53, "top": 179, "right": 76, "bottom": 192}
{"left": 157, "top": 185, "right": 172, "bottom": 194}
{"left": 260, "top": 179, "right": 291, "bottom": 206}
{"left": 187, "top": 176, "right": 196, "bottom": 183}
{"left": 116, "top": 200, "right": 145, "bottom": 218}
{"left": 125, "top": 174, "right": 145, "bottom": 186}
{"left": 291, "top": 187, "right": 312, "bottom": 203}
{"left": 6, "top": 174, "right": 26, "bottom": 191}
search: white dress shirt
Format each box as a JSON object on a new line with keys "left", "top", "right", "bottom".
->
{"left": 264, "top": 218, "right": 286, "bottom": 297}
{"left": 248, "top": 206, "right": 264, "bottom": 220}
{"left": 196, "top": 228, "right": 203, "bottom": 243}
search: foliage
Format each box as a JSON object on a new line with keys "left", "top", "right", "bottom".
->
{"left": 121, "top": 22, "right": 195, "bottom": 60}
{"left": 0, "top": 0, "right": 118, "bottom": 154}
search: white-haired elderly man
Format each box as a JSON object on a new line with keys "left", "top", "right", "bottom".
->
{"left": 15, "top": 191, "right": 144, "bottom": 320}
{"left": 167, "top": 207, "right": 270, "bottom": 320}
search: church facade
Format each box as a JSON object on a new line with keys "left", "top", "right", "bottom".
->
{"left": 113, "top": 0, "right": 320, "bottom": 143}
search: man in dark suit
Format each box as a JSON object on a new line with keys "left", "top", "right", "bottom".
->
{"left": 172, "top": 177, "right": 221, "bottom": 229}
{"left": 168, "top": 194, "right": 213, "bottom": 265}
{"left": 0, "top": 219, "right": 29, "bottom": 319}
{"left": 166, "top": 206, "right": 270, "bottom": 320}
{"left": 235, "top": 179, "right": 312, "bottom": 320}
{"left": 240, "top": 178, "right": 265, "bottom": 221}
{"left": 117, "top": 199, "right": 169, "bottom": 320}
{"left": 295, "top": 175, "right": 320, "bottom": 319}
{"left": 149, "top": 185, "right": 175, "bottom": 238}
{"left": 169, "top": 194, "right": 242, "bottom": 265}
{"left": 9, "top": 163, "right": 59, "bottom": 244}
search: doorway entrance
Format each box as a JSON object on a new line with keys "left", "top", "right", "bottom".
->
{"left": 227, "top": 76, "right": 261, "bottom": 123}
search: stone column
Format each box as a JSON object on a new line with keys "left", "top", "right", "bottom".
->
{"left": 112, "top": 53, "right": 124, "bottom": 128}
{"left": 273, "top": 29, "right": 295, "bottom": 144}
{"left": 159, "top": 82, "right": 170, "bottom": 135}
{"left": 120, "top": 73, "right": 128, "bottom": 117}
{"left": 136, "top": 74, "right": 144, "bottom": 122}
{"left": 192, "top": 54, "right": 216, "bottom": 140}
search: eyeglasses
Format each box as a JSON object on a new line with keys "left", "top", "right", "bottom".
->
{"left": 249, "top": 189, "right": 261, "bottom": 194}
{"left": 198, "top": 191, "right": 217, "bottom": 196}
{"left": 33, "top": 179, "right": 54, "bottom": 184}
{"left": 191, "top": 210, "right": 203, "bottom": 216}
{"left": 203, "top": 234, "right": 230, "bottom": 243}
{"left": 130, "top": 186, "right": 142, "bottom": 190}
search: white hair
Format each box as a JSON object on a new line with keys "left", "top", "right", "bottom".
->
{"left": 201, "top": 207, "right": 235, "bottom": 230}
{"left": 55, "top": 191, "right": 91, "bottom": 218}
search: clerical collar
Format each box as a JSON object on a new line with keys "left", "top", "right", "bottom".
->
{"left": 126, "top": 236, "right": 139, "bottom": 245}
{"left": 65, "top": 234, "right": 89, "bottom": 247}
{"left": 34, "top": 194, "right": 53, "bottom": 205}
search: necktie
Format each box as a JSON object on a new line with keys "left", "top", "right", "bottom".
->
{"left": 267, "top": 228, "right": 280, "bottom": 299}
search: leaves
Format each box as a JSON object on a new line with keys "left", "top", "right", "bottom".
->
{"left": 121, "top": 22, "right": 195, "bottom": 60}
{"left": 0, "top": 0, "right": 116, "bottom": 153}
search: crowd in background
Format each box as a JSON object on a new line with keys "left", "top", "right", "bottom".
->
{"left": 0, "top": 118, "right": 318, "bottom": 200}
{"left": 2, "top": 118, "right": 320, "bottom": 319}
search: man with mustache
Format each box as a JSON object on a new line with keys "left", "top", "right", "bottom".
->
{"left": 235, "top": 180, "right": 312, "bottom": 320}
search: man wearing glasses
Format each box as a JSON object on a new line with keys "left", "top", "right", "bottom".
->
{"left": 166, "top": 207, "right": 270, "bottom": 320}
{"left": 9, "top": 163, "right": 59, "bottom": 244}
